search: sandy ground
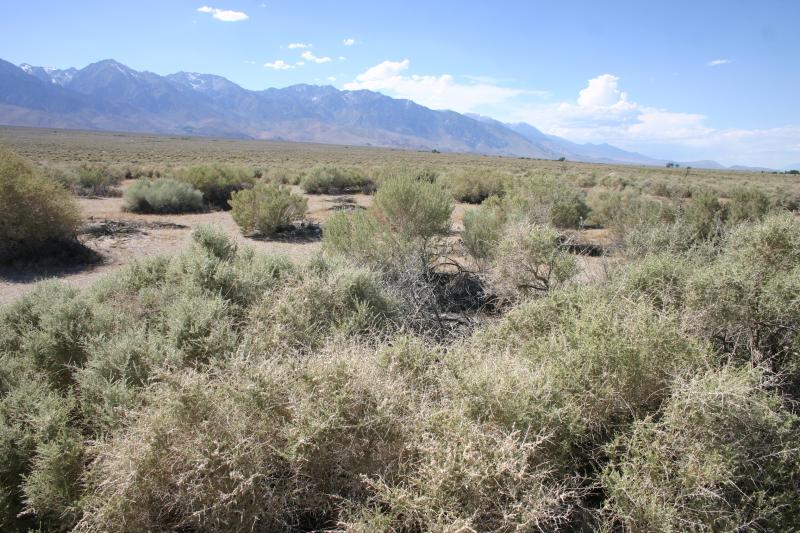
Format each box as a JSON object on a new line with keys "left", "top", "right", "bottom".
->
{"left": 0, "top": 184, "right": 374, "bottom": 305}
{"left": 0, "top": 183, "right": 613, "bottom": 305}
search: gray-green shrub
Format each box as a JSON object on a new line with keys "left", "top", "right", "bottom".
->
{"left": 727, "top": 185, "right": 774, "bottom": 223}
{"left": 439, "top": 168, "right": 507, "bottom": 203}
{"left": 602, "top": 366, "right": 800, "bottom": 531}
{"left": 0, "top": 148, "right": 82, "bottom": 262}
{"left": 301, "top": 165, "right": 373, "bottom": 194}
{"left": 123, "top": 178, "right": 204, "bottom": 214}
{"left": 372, "top": 175, "right": 452, "bottom": 240}
{"left": 491, "top": 221, "right": 578, "bottom": 299}
{"left": 462, "top": 196, "right": 507, "bottom": 260}
{"left": 173, "top": 164, "right": 256, "bottom": 209}
{"left": 229, "top": 182, "right": 307, "bottom": 236}
{"left": 507, "top": 175, "right": 589, "bottom": 229}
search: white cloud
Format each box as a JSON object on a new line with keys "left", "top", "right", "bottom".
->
{"left": 327, "top": 76, "right": 337, "bottom": 82}
{"left": 300, "top": 50, "right": 332, "bottom": 64}
{"left": 505, "top": 74, "right": 799, "bottom": 167}
{"left": 576, "top": 74, "right": 628, "bottom": 107}
{"left": 344, "top": 59, "right": 524, "bottom": 112}
{"left": 196, "top": 6, "right": 248, "bottom": 22}
{"left": 264, "top": 59, "right": 293, "bottom": 70}
{"left": 338, "top": 56, "right": 346, "bottom": 61}
{"left": 288, "top": 42, "right": 311, "bottom": 49}
{"left": 295, "top": 61, "right": 305, "bottom": 66}
{"left": 707, "top": 58, "right": 731, "bottom": 67}
{"left": 343, "top": 38, "right": 356, "bottom": 46}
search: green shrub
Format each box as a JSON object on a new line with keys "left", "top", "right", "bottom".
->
{"left": 261, "top": 166, "right": 302, "bottom": 185}
{"left": 461, "top": 287, "right": 713, "bottom": 440}
{"left": 617, "top": 253, "right": 693, "bottom": 310}
{"left": 373, "top": 175, "right": 452, "bottom": 240}
{"left": 123, "top": 178, "right": 204, "bottom": 214}
{"left": 462, "top": 196, "right": 507, "bottom": 260}
{"left": 0, "top": 379, "right": 81, "bottom": 531}
{"left": 229, "top": 182, "right": 307, "bottom": 236}
{"left": 243, "top": 262, "right": 398, "bottom": 354}
{"left": 622, "top": 220, "right": 699, "bottom": 257}
{"left": 0, "top": 148, "right": 82, "bottom": 262}
{"left": 323, "top": 210, "right": 401, "bottom": 270}
{"left": 0, "top": 282, "right": 96, "bottom": 389}
{"left": 508, "top": 175, "right": 589, "bottom": 229}
{"left": 75, "top": 328, "right": 162, "bottom": 433}
{"left": 727, "top": 185, "right": 774, "bottom": 223}
{"left": 439, "top": 168, "right": 507, "bottom": 203}
{"left": 44, "top": 163, "right": 123, "bottom": 197}
{"left": 76, "top": 350, "right": 415, "bottom": 532}
{"left": 588, "top": 189, "right": 675, "bottom": 235}
{"left": 491, "top": 221, "right": 578, "bottom": 299}
{"left": 173, "top": 164, "right": 256, "bottom": 209}
{"left": 685, "top": 213, "right": 800, "bottom": 393}
{"left": 602, "top": 366, "right": 800, "bottom": 531}
{"left": 683, "top": 190, "right": 727, "bottom": 240}
{"left": 301, "top": 165, "right": 373, "bottom": 194}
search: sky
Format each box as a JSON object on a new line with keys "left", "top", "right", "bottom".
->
{"left": 1, "top": 0, "right": 799, "bottom": 168}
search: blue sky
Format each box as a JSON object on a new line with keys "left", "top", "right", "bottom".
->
{"left": 2, "top": 0, "right": 799, "bottom": 167}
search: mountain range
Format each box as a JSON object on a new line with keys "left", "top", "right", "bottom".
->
{"left": 0, "top": 58, "right": 769, "bottom": 170}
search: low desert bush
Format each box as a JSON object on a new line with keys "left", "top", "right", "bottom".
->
{"left": 0, "top": 148, "right": 83, "bottom": 263}
{"left": 372, "top": 175, "right": 452, "bottom": 241}
{"left": 229, "top": 182, "right": 307, "bottom": 236}
{"left": 622, "top": 220, "right": 700, "bottom": 258}
{"left": 588, "top": 189, "right": 675, "bottom": 235}
{"left": 261, "top": 166, "right": 302, "bottom": 185}
{"left": 602, "top": 366, "right": 800, "bottom": 531}
{"left": 0, "top": 281, "right": 97, "bottom": 389}
{"left": 462, "top": 195, "right": 507, "bottom": 260}
{"left": 616, "top": 253, "right": 693, "bottom": 310}
{"left": 685, "top": 213, "right": 800, "bottom": 393}
{"left": 0, "top": 378, "right": 83, "bottom": 531}
{"left": 683, "top": 190, "right": 727, "bottom": 240}
{"left": 324, "top": 174, "right": 452, "bottom": 282}
{"left": 123, "top": 178, "right": 204, "bottom": 214}
{"left": 45, "top": 163, "right": 123, "bottom": 196}
{"left": 439, "top": 168, "right": 507, "bottom": 203}
{"left": 75, "top": 350, "right": 415, "bottom": 532}
{"left": 727, "top": 185, "right": 774, "bottom": 223}
{"left": 491, "top": 221, "right": 578, "bottom": 299}
{"left": 323, "top": 210, "right": 401, "bottom": 270}
{"left": 173, "top": 164, "right": 256, "bottom": 209}
{"left": 507, "top": 175, "right": 589, "bottom": 229}
{"left": 460, "top": 288, "right": 713, "bottom": 442}
{"left": 243, "top": 262, "right": 399, "bottom": 354}
{"left": 301, "top": 165, "right": 373, "bottom": 194}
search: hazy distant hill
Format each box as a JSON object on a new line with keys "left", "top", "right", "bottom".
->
{"left": 0, "top": 57, "right": 759, "bottom": 168}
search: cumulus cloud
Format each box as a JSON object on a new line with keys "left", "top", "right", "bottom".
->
{"left": 343, "top": 38, "right": 356, "bottom": 46}
{"left": 288, "top": 43, "right": 311, "bottom": 49}
{"left": 300, "top": 50, "right": 332, "bottom": 64}
{"left": 707, "top": 58, "right": 731, "bottom": 67}
{"left": 507, "top": 74, "right": 798, "bottom": 167}
{"left": 196, "top": 6, "right": 249, "bottom": 22}
{"left": 577, "top": 74, "right": 628, "bottom": 107}
{"left": 264, "top": 59, "right": 293, "bottom": 70}
{"left": 344, "top": 59, "right": 524, "bottom": 112}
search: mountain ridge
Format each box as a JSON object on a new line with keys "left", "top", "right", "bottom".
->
{"left": 0, "top": 58, "right": 766, "bottom": 169}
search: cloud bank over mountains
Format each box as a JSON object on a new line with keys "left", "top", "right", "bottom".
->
{"left": 343, "top": 60, "right": 798, "bottom": 167}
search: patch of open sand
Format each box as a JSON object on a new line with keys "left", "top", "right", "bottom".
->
{"left": 0, "top": 184, "right": 374, "bottom": 305}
